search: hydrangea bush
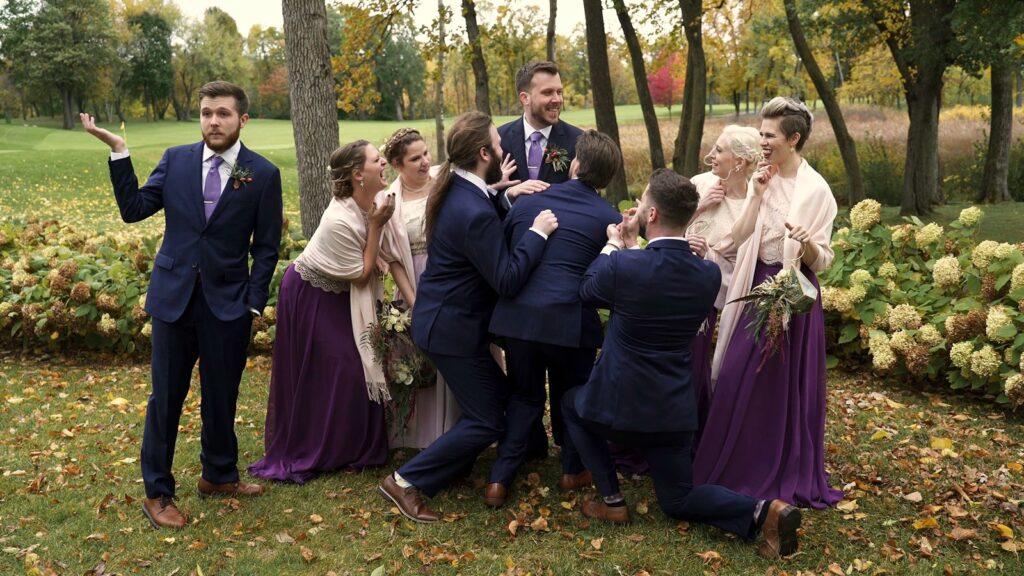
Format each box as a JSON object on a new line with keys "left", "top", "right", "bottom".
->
{"left": 0, "top": 217, "right": 307, "bottom": 354}
{"left": 822, "top": 201, "right": 1024, "bottom": 407}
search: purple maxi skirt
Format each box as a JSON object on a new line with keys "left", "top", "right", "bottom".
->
{"left": 248, "top": 265, "right": 388, "bottom": 483}
{"left": 693, "top": 261, "right": 843, "bottom": 509}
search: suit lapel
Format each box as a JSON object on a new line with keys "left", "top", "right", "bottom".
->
{"left": 205, "top": 143, "right": 250, "bottom": 229}
{"left": 508, "top": 118, "right": 530, "bottom": 183}
{"left": 539, "top": 121, "right": 567, "bottom": 182}
{"left": 188, "top": 143, "right": 206, "bottom": 227}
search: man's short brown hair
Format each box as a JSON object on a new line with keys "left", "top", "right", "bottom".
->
{"left": 574, "top": 130, "right": 622, "bottom": 190}
{"left": 646, "top": 168, "right": 698, "bottom": 228}
{"left": 515, "top": 61, "right": 560, "bottom": 95}
{"left": 198, "top": 81, "right": 249, "bottom": 116}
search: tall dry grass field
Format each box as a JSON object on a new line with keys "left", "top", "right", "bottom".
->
{"left": 611, "top": 105, "right": 1024, "bottom": 205}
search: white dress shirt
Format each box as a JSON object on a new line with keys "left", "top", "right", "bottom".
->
{"left": 523, "top": 117, "right": 553, "bottom": 169}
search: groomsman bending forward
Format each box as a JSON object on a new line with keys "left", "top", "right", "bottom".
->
{"left": 562, "top": 169, "right": 801, "bottom": 557}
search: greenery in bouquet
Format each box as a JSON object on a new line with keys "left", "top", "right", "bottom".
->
{"left": 361, "top": 299, "right": 436, "bottom": 429}
{"left": 730, "top": 267, "right": 808, "bottom": 370}
{"left": 821, "top": 200, "right": 1024, "bottom": 408}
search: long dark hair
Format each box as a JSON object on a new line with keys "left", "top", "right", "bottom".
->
{"left": 424, "top": 111, "right": 494, "bottom": 241}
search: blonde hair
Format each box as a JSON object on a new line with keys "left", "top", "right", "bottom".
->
{"left": 760, "top": 96, "right": 813, "bottom": 151}
{"left": 721, "top": 125, "right": 763, "bottom": 176}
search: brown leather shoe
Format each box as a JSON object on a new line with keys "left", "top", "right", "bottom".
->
{"left": 142, "top": 496, "right": 187, "bottom": 529}
{"left": 379, "top": 474, "right": 439, "bottom": 523}
{"left": 758, "top": 500, "right": 801, "bottom": 558}
{"left": 581, "top": 499, "right": 630, "bottom": 524}
{"left": 483, "top": 483, "right": 507, "bottom": 508}
{"left": 197, "top": 477, "right": 265, "bottom": 498}
{"left": 558, "top": 470, "right": 593, "bottom": 491}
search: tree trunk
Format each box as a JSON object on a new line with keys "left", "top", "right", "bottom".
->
{"left": 462, "top": 0, "right": 491, "bottom": 115}
{"left": 672, "top": 0, "right": 705, "bottom": 177}
{"left": 283, "top": 0, "right": 339, "bottom": 238}
{"left": 582, "top": 0, "right": 627, "bottom": 205}
{"left": 60, "top": 88, "right": 74, "bottom": 130}
{"left": 978, "top": 60, "right": 1014, "bottom": 203}
{"left": 612, "top": 0, "right": 664, "bottom": 169}
{"left": 783, "top": 0, "right": 864, "bottom": 204}
{"left": 435, "top": 0, "right": 448, "bottom": 162}
{"left": 901, "top": 72, "right": 943, "bottom": 215}
{"left": 546, "top": 0, "right": 557, "bottom": 62}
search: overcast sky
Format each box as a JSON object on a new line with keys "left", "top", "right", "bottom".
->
{"left": 174, "top": 1, "right": 627, "bottom": 40}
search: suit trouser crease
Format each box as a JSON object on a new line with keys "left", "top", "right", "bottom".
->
{"left": 491, "top": 339, "right": 593, "bottom": 485}
{"left": 397, "top": 352, "right": 509, "bottom": 496}
{"left": 561, "top": 386, "right": 759, "bottom": 540}
{"left": 141, "top": 285, "right": 251, "bottom": 498}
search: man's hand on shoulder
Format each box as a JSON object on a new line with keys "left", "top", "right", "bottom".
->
{"left": 506, "top": 179, "right": 549, "bottom": 202}
{"left": 79, "top": 113, "right": 127, "bottom": 153}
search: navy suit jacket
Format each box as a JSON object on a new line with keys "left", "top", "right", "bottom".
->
{"left": 498, "top": 117, "right": 583, "bottom": 185}
{"left": 412, "top": 174, "right": 547, "bottom": 357}
{"left": 574, "top": 239, "right": 720, "bottom": 433}
{"left": 489, "top": 179, "right": 620, "bottom": 348}
{"left": 108, "top": 142, "right": 283, "bottom": 324}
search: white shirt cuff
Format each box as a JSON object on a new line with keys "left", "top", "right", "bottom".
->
{"left": 110, "top": 150, "right": 130, "bottom": 161}
{"left": 249, "top": 308, "right": 261, "bottom": 316}
{"left": 600, "top": 244, "right": 619, "bottom": 255}
{"left": 529, "top": 227, "right": 549, "bottom": 240}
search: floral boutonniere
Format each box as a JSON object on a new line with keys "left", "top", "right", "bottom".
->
{"left": 544, "top": 145, "right": 570, "bottom": 172}
{"left": 229, "top": 164, "right": 254, "bottom": 189}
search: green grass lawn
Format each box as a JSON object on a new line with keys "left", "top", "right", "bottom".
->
{"left": 1, "top": 356, "right": 1022, "bottom": 575}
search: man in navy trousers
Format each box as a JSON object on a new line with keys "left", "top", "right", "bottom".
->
{"left": 498, "top": 60, "right": 584, "bottom": 460}
{"left": 80, "top": 80, "right": 282, "bottom": 529}
{"left": 485, "top": 130, "right": 623, "bottom": 506}
{"left": 562, "top": 169, "right": 802, "bottom": 558}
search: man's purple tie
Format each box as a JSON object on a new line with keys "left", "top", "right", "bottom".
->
{"left": 203, "top": 155, "right": 224, "bottom": 221}
{"left": 527, "top": 131, "right": 544, "bottom": 180}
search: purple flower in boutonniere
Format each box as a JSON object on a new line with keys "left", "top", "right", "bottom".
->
{"left": 229, "top": 163, "right": 254, "bottom": 189}
{"left": 544, "top": 145, "right": 569, "bottom": 172}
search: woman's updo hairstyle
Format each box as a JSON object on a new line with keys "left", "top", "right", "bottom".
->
{"left": 760, "top": 96, "right": 813, "bottom": 151}
{"left": 382, "top": 128, "right": 424, "bottom": 166}
{"left": 721, "top": 125, "right": 764, "bottom": 176}
{"left": 329, "top": 139, "right": 369, "bottom": 199}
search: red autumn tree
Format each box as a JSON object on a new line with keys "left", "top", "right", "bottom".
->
{"left": 647, "top": 52, "right": 684, "bottom": 119}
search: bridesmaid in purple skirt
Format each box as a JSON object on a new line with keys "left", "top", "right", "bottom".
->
{"left": 249, "top": 140, "right": 414, "bottom": 483}
{"left": 688, "top": 125, "right": 762, "bottom": 441}
{"left": 694, "top": 97, "right": 843, "bottom": 508}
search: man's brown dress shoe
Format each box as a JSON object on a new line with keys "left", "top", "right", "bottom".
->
{"left": 558, "top": 470, "right": 593, "bottom": 491}
{"left": 142, "top": 496, "right": 187, "bottom": 529}
{"left": 581, "top": 499, "right": 630, "bottom": 524}
{"left": 197, "top": 477, "right": 265, "bottom": 498}
{"left": 758, "top": 499, "right": 801, "bottom": 558}
{"left": 379, "top": 474, "right": 439, "bottom": 523}
{"left": 483, "top": 483, "right": 507, "bottom": 508}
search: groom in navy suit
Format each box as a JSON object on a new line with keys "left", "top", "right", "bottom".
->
{"left": 80, "top": 81, "right": 282, "bottom": 529}
{"left": 498, "top": 60, "right": 583, "bottom": 459}
{"left": 562, "top": 169, "right": 802, "bottom": 558}
{"left": 484, "top": 130, "right": 623, "bottom": 506}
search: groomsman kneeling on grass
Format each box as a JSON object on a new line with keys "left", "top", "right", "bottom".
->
{"left": 562, "top": 168, "right": 801, "bottom": 557}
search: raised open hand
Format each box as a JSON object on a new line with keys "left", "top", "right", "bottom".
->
{"left": 79, "top": 113, "right": 126, "bottom": 153}
{"left": 490, "top": 153, "right": 521, "bottom": 191}
{"left": 368, "top": 193, "right": 396, "bottom": 228}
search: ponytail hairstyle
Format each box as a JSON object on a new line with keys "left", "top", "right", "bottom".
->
{"left": 424, "top": 111, "right": 495, "bottom": 241}
{"left": 382, "top": 127, "right": 425, "bottom": 166}
{"left": 329, "top": 140, "right": 370, "bottom": 199}
{"left": 760, "top": 96, "right": 814, "bottom": 151}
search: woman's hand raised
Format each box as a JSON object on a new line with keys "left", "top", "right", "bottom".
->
{"left": 368, "top": 193, "right": 396, "bottom": 228}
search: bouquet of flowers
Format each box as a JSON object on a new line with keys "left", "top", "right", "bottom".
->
{"left": 729, "top": 267, "right": 817, "bottom": 369}
{"left": 362, "top": 301, "right": 436, "bottom": 428}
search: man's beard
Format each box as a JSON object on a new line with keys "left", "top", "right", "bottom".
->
{"left": 484, "top": 149, "right": 503, "bottom": 183}
{"left": 530, "top": 100, "right": 558, "bottom": 128}
{"left": 638, "top": 218, "right": 648, "bottom": 240}
{"left": 202, "top": 125, "right": 241, "bottom": 153}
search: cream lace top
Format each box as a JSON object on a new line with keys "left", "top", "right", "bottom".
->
{"left": 757, "top": 175, "right": 797, "bottom": 265}
{"left": 403, "top": 195, "right": 428, "bottom": 256}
